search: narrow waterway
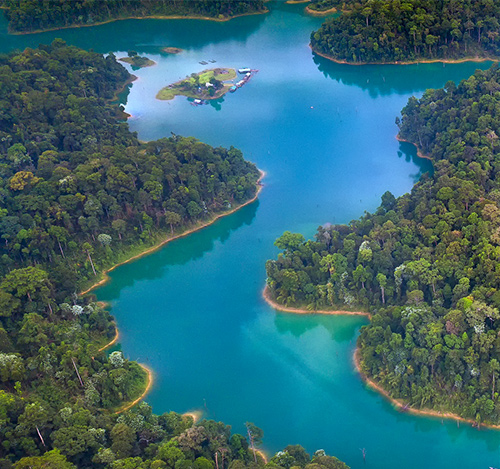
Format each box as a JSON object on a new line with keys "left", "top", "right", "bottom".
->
{"left": 3, "top": 2, "right": 499, "bottom": 467}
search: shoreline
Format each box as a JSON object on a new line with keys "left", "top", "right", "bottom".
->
{"left": 183, "top": 411, "right": 202, "bottom": 424}
{"left": 96, "top": 324, "right": 152, "bottom": 413}
{"left": 110, "top": 74, "right": 138, "bottom": 104}
{"left": 7, "top": 10, "right": 269, "bottom": 35}
{"left": 305, "top": 6, "right": 337, "bottom": 16}
{"left": 312, "top": 47, "right": 498, "bottom": 66}
{"left": 264, "top": 281, "right": 500, "bottom": 430}
{"left": 262, "top": 286, "right": 371, "bottom": 318}
{"left": 353, "top": 349, "right": 500, "bottom": 431}
{"left": 93, "top": 171, "right": 264, "bottom": 413}
{"left": 81, "top": 169, "right": 265, "bottom": 296}
{"left": 395, "top": 135, "right": 432, "bottom": 160}
{"left": 115, "top": 363, "right": 154, "bottom": 414}
{"left": 98, "top": 326, "right": 119, "bottom": 352}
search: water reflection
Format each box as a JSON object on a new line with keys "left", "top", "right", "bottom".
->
{"left": 398, "top": 141, "right": 434, "bottom": 182}
{"left": 313, "top": 53, "right": 493, "bottom": 98}
{"left": 274, "top": 312, "right": 366, "bottom": 342}
{"left": 0, "top": 9, "right": 267, "bottom": 54}
{"left": 97, "top": 200, "right": 258, "bottom": 299}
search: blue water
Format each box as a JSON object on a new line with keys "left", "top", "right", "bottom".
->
{"left": 2, "top": 2, "right": 499, "bottom": 467}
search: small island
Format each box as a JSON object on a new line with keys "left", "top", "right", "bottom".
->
{"left": 163, "top": 46, "right": 183, "bottom": 54}
{"left": 157, "top": 67, "right": 238, "bottom": 101}
{"left": 119, "top": 50, "right": 156, "bottom": 68}
{"left": 305, "top": 0, "right": 340, "bottom": 15}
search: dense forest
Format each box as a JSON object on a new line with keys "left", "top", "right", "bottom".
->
{"left": 1, "top": 0, "right": 267, "bottom": 33}
{"left": 266, "top": 64, "right": 500, "bottom": 426}
{"left": 0, "top": 39, "right": 260, "bottom": 293}
{"left": 0, "top": 40, "right": 343, "bottom": 468}
{"left": 311, "top": 0, "right": 500, "bottom": 63}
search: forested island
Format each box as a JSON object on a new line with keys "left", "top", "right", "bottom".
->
{"left": 305, "top": 1, "right": 342, "bottom": 16}
{"left": 119, "top": 51, "right": 156, "bottom": 69}
{"left": 266, "top": 64, "right": 500, "bottom": 426}
{"left": 311, "top": 0, "right": 500, "bottom": 64}
{"left": 1, "top": 0, "right": 267, "bottom": 33}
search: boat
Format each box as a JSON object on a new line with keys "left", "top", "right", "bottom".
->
{"left": 238, "top": 67, "right": 251, "bottom": 74}
{"left": 229, "top": 85, "right": 237, "bottom": 93}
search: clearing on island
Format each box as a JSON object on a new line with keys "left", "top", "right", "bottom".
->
{"left": 156, "top": 67, "right": 257, "bottom": 102}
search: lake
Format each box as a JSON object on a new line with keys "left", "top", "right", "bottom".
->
{"left": 2, "top": 2, "right": 499, "bottom": 467}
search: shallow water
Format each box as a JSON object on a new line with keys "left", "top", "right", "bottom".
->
{"left": 3, "top": 2, "right": 500, "bottom": 467}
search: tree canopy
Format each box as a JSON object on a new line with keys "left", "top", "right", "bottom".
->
{"left": 311, "top": 0, "right": 500, "bottom": 63}
{"left": 2, "top": 0, "right": 266, "bottom": 33}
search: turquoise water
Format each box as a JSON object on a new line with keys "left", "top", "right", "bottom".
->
{"left": 3, "top": 2, "right": 500, "bottom": 467}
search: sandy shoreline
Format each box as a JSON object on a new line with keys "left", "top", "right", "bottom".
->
{"left": 262, "top": 285, "right": 371, "bottom": 318}
{"left": 115, "top": 363, "right": 154, "bottom": 414}
{"left": 312, "top": 47, "right": 498, "bottom": 66}
{"left": 305, "top": 6, "right": 337, "bottom": 16}
{"left": 8, "top": 10, "right": 269, "bottom": 35}
{"left": 98, "top": 326, "right": 119, "bottom": 352}
{"left": 264, "top": 284, "right": 500, "bottom": 430}
{"left": 81, "top": 170, "right": 265, "bottom": 296}
{"left": 353, "top": 349, "right": 500, "bottom": 430}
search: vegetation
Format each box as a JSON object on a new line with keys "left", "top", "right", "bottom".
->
{"left": 157, "top": 68, "right": 237, "bottom": 101}
{"left": 266, "top": 64, "right": 500, "bottom": 426}
{"left": 306, "top": 1, "right": 342, "bottom": 14}
{"left": 0, "top": 38, "right": 350, "bottom": 468}
{"left": 2, "top": 0, "right": 267, "bottom": 33}
{"left": 311, "top": 0, "right": 500, "bottom": 63}
{"left": 119, "top": 51, "right": 156, "bottom": 69}
{"left": 0, "top": 39, "right": 290, "bottom": 467}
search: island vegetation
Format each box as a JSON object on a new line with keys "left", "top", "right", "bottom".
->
{"left": 305, "top": 1, "right": 342, "bottom": 16}
{"left": 311, "top": 0, "right": 500, "bottom": 64}
{"left": 1, "top": 0, "right": 267, "bottom": 33}
{"left": 157, "top": 68, "right": 237, "bottom": 101}
{"left": 119, "top": 51, "right": 156, "bottom": 69}
{"left": 265, "top": 64, "right": 500, "bottom": 427}
{"left": 0, "top": 38, "right": 350, "bottom": 468}
{"left": 163, "top": 47, "right": 183, "bottom": 55}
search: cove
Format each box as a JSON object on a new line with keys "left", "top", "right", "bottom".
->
{"left": 2, "top": 2, "right": 500, "bottom": 468}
